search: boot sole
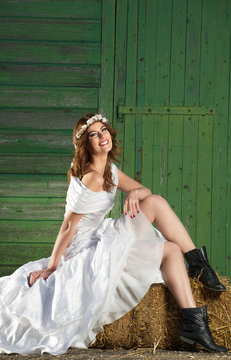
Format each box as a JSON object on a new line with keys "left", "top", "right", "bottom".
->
{"left": 180, "top": 336, "right": 213, "bottom": 352}
{"left": 179, "top": 336, "right": 227, "bottom": 353}
{"left": 188, "top": 275, "right": 226, "bottom": 292}
{"left": 203, "top": 285, "right": 226, "bottom": 292}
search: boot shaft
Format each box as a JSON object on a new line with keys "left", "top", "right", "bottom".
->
{"left": 184, "top": 246, "right": 226, "bottom": 292}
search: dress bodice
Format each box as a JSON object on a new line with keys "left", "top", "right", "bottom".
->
{"left": 63, "top": 163, "right": 118, "bottom": 259}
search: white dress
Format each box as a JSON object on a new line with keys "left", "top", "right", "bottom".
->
{"left": 0, "top": 163, "right": 165, "bottom": 355}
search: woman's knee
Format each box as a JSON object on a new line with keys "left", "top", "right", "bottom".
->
{"left": 142, "top": 194, "right": 169, "bottom": 210}
{"left": 162, "top": 242, "right": 182, "bottom": 262}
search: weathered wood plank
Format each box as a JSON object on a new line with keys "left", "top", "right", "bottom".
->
{"left": 0, "top": 131, "right": 73, "bottom": 154}
{"left": 182, "top": 0, "right": 201, "bottom": 241}
{"left": 0, "top": 220, "right": 61, "bottom": 243}
{"left": 211, "top": 0, "right": 230, "bottom": 275}
{"left": 0, "top": 155, "right": 71, "bottom": 174}
{"left": 135, "top": 0, "right": 146, "bottom": 183}
{"left": 167, "top": 0, "right": 187, "bottom": 218}
{"left": 125, "top": 0, "right": 137, "bottom": 107}
{"left": 109, "top": 0, "right": 128, "bottom": 218}
{"left": 0, "top": 243, "right": 53, "bottom": 265}
{"left": 0, "top": 18, "right": 101, "bottom": 42}
{"left": 0, "top": 41, "right": 101, "bottom": 64}
{"left": 196, "top": 0, "right": 217, "bottom": 254}
{"left": 182, "top": 116, "right": 198, "bottom": 238}
{"left": 0, "top": 110, "right": 96, "bottom": 130}
{"left": 118, "top": 105, "right": 215, "bottom": 115}
{"left": 142, "top": 0, "right": 157, "bottom": 192}
{"left": 112, "top": 0, "right": 128, "bottom": 129}
{"left": 145, "top": 0, "right": 157, "bottom": 105}
{"left": 99, "top": 0, "right": 115, "bottom": 121}
{"left": 152, "top": 115, "right": 168, "bottom": 198}
{"left": 184, "top": 0, "right": 201, "bottom": 105}
{"left": 0, "top": 64, "right": 100, "bottom": 87}
{"left": 0, "top": 86, "right": 98, "bottom": 108}
{"left": 167, "top": 116, "right": 183, "bottom": 216}
{"left": 0, "top": 197, "right": 65, "bottom": 220}
{"left": 123, "top": 116, "right": 135, "bottom": 180}
{"left": 123, "top": 0, "right": 137, "bottom": 183}
{"left": 169, "top": 0, "right": 186, "bottom": 106}
{"left": 152, "top": 0, "right": 172, "bottom": 197}
{"left": 0, "top": 0, "right": 101, "bottom": 19}
{"left": 141, "top": 115, "right": 153, "bottom": 190}
{"left": 0, "top": 174, "right": 67, "bottom": 197}
{"left": 196, "top": 116, "right": 213, "bottom": 249}
{"left": 226, "top": 58, "right": 231, "bottom": 276}
{"left": 154, "top": 0, "right": 172, "bottom": 106}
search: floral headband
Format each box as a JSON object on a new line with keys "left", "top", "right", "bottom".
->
{"left": 76, "top": 114, "right": 108, "bottom": 139}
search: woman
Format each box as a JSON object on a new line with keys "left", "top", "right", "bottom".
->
{"left": 0, "top": 113, "right": 227, "bottom": 354}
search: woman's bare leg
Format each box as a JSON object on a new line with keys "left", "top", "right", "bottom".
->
{"left": 161, "top": 242, "right": 196, "bottom": 308}
{"left": 140, "top": 195, "right": 195, "bottom": 254}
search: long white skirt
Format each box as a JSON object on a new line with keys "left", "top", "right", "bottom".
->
{"left": 0, "top": 211, "right": 165, "bottom": 355}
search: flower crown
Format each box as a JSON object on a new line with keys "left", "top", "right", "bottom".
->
{"left": 76, "top": 114, "right": 108, "bottom": 139}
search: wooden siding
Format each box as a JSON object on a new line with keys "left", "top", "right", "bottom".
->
{"left": 0, "top": 0, "right": 231, "bottom": 279}
{"left": 113, "top": 0, "right": 231, "bottom": 276}
{"left": 0, "top": 0, "right": 102, "bottom": 276}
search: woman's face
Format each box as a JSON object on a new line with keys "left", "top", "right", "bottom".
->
{"left": 86, "top": 121, "right": 112, "bottom": 155}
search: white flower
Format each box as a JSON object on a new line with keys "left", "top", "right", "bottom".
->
{"left": 102, "top": 117, "right": 107, "bottom": 123}
{"left": 82, "top": 124, "right": 87, "bottom": 130}
{"left": 86, "top": 119, "right": 94, "bottom": 126}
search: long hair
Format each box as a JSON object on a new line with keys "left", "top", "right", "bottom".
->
{"left": 67, "top": 113, "right": 120, "bottom": 192}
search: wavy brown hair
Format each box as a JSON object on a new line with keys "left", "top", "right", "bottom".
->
{"left": 67, "top": 113, "right": 120, "bottom": 192}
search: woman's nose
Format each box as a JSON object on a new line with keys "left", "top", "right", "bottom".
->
{"left": 98, "top": 131, "right": 103, "bottom": 138}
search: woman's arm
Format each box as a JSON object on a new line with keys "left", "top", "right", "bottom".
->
{"left": 117, "top": 168, "right": 151, "bottom": 217}
{"left": 29, "top": 211, "right": 83, "bottom": 287}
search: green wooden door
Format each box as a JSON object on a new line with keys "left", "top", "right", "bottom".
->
{"left": 0, "top": 0, "right": 230, "bottom": 280}
{"left": 0, "top": 0, "right": 116, "bottom": 276}
{"left": 113, "top": 0, "right": 231, "bottom": 277}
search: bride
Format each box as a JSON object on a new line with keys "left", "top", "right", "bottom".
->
{"left": 0, "top": 113, "right": 227, "bottom": 354}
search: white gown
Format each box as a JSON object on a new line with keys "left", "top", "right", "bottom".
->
{"left": 0, "top": 163, "right": 165, "bottom": 355}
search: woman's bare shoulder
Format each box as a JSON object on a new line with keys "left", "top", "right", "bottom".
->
{"left": 81, "top": 171, "right": 104, "bottom": 192}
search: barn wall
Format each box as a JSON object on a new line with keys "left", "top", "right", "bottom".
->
{"left": 0, "top": 0, "right": 104, "bottom": 275}
{"left": 112, "top": 0, "right": 231, "bottom": 276}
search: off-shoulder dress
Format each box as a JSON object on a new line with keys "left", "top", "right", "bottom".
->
{"left": 0, "top": 163, "right": 165, "bottom": 355}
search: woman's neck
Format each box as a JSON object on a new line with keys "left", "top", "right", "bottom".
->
{"left": 89, "top": 154, "right": 108, "bottom": 176}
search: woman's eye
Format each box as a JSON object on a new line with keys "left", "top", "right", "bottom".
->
{"left": 102, "top": 127, "right": 107, "bottom": 132}
{"left": 89, "top": 132, "right": 97, "bottom": 137}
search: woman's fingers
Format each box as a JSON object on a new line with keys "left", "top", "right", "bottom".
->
{"left": 128, "top": 200, "right": 139, "bottom": 218}
{"left": 124, "top": 191, "right": 140, "bottom": 218}
{"left": 124, "top": 200, "right": 128, "bottom": 215}
{"left": 136, "top": 200, "right": 140, "bottom": 214}
{"left": 124, "top": 201, "right": 139, "bottom": 217}
{"left": 29, "top": 271, "right": 38, "bottom": 287}
{"left": 29, "top": 269, "right": 54, "bottom": 286}
{"left": 29, "top": 270, "right": 44, "bottom": 287}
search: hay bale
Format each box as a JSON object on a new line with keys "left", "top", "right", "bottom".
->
{"left": 93, "top": 276, "right": 231, "bottom": 351}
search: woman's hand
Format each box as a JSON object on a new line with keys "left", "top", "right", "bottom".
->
{"left": 29, "top": 268, "right": 55, "bottom": 287}
{"left": 124, "top": 189, "right": 140, "bottom": 218}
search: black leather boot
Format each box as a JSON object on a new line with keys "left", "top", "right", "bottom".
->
{"left": 184, "top": 246, "right": 226, "bottom": 292}
{"left": 180, "top": 306, "right": 228, "bottom": 352}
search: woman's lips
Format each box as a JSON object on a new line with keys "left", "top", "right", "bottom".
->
{"left": 99, "top": 139, "right": 109, "bottom": 146}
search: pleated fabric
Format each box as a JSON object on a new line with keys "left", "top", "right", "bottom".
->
{"left": 0, "top": 163, "right": 165, "bottom": 355}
